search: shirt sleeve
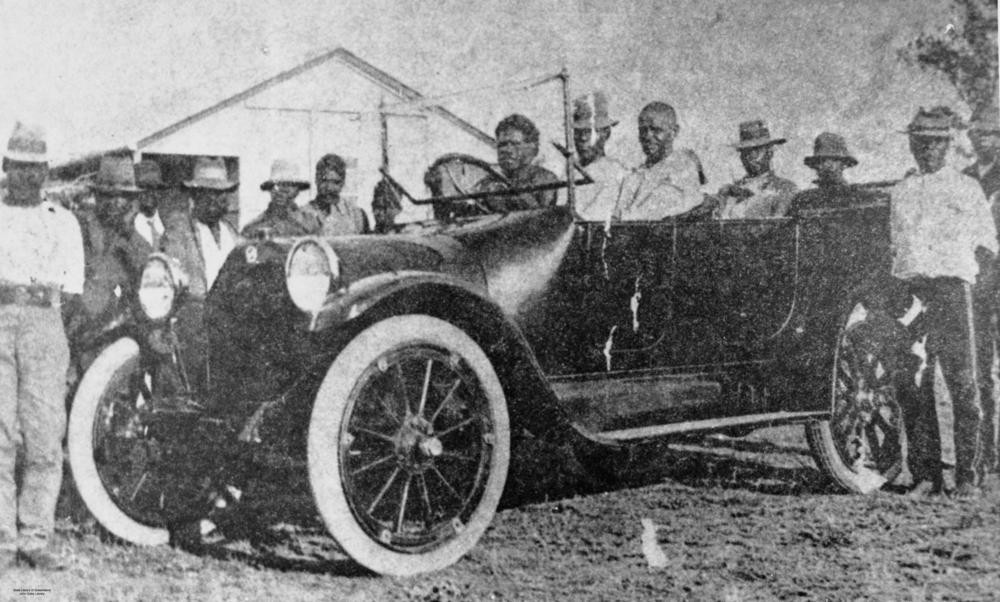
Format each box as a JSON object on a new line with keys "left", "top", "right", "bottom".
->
{"left": 60, "top": 211, "right": 86, "bottom": 295}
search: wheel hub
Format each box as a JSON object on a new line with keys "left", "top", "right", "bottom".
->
{"left": 395, "top": 414, "right": 442, "bottom": 471}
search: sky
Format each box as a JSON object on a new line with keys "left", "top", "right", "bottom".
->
{"left": 0, "top": 0, "right": 989, "bottom": 188}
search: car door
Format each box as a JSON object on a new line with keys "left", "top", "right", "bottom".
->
{"left": 669, "top": 217, "right": 798, "bottom": 366}
{"left": 533, "top": 219, "right": 675, "bottom": 375}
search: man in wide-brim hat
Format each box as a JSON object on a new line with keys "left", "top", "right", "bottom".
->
{"left": 0, "top": 121, "right": 84, "bottom": 569}
{"left": 715, "top": 119, "right": 797, "bottom": 219}
{"left": 73, "top": 154, "right": 154, "bottom": 375}
{"left": 572, "top": 90, "right": 627, "bottom": 222}
{"left": 891, "top": 105, "right": 997, "bottom": 498}
{"left": 789, "top": 132, "right": 884, "bottom": 214}
{"left": 242, "top": 158, "right": 317, "bottom": 238}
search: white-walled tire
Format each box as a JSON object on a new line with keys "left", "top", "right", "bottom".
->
{"left": 807, "top": 303, "right": 905, "bottom": 493}
{"left": 68, "top": 338, "right": 170, "bottom": 545}
{"left": 309, "top": 315, "right": 510, "bottom": 576}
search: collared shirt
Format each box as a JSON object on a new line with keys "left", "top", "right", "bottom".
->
{"left": 0, "top": 195, "right": 84, "bottom": 294}
{"left": 575, "top": 155, "right": 627, "bottom": 222}
{"left": 133, "top": 211, "right": 164, "bottom": 248}
{"left": 716, "top": 172, "right": 798, "bottom": 220}
{"left": 194, "top": 220, "right": 237, "bottom": 290}
{"left": 301, "top": 197, "right": 369, "bottom": 236}
{"left": 475, "top": 164, "right": 559, "bottom": 213}
{"left": 890, "top": 166, "right": 997, "bottom": 284}
{"left": 614, "top": 149, "right": 703, "bottom": 220}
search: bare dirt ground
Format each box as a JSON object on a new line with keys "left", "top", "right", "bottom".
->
{"left": 7, "top": 426, "right": 1000, "bottom": 602}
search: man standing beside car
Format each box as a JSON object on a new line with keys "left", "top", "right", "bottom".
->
{"left": 0, "top": 122, "right": 84, "bottom": 569}
{"left": 160, "top": 156, "right": 239, "bottom": 388}
{"left": 613, "top": 101, "right": 707, "bottom": 220}
{"left": 892, "top": 106, "right": 997, "bottom": 498}
{"left": 301, "top": 153, "right": 369, "bottom": 236}
{"left": 572, "top": 91, "right": 627, "bottom": 222}
{"left": 242, "top": 159, "right": 316, "bottom": 238}
{"left": 72, "top": 155, "right": 153, "bottom": 374}
{"left": 963, "top": 100, "right": 1000, "bottom": 488}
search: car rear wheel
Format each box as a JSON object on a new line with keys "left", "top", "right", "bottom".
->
{"left": 68, "top": 338, "right": 170, "bottom": 545}
{"left": 807, "top": 302, "right": 905, "bottom": 493}
{"left": 308, "top": 315, "right": 510, "bottom": 576}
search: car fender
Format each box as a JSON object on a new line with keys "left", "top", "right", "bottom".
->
{"left": 310, "top": 270, "right": 574, "bottom": 439}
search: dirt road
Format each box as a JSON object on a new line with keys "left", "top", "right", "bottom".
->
{"left": 7, "top": 427, "right": 999, "bottom": 601}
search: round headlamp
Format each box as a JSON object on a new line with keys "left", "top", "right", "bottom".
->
{"left": 138, "top": 254, "right": 186, "bottom": 321}
{"left": 285, "top": 238, "right": 340, "bottom": 314}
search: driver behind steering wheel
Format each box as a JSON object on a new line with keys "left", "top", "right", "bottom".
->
{"left": 473, "top": 114, "right": 559, "bottom": 213}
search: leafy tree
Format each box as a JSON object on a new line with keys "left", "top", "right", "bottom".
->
{"left": 902, "top": 0, "right": 998, "bottom": 112}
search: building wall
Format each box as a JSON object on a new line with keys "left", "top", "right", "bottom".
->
{"left": 138, "top": 58, "right": 495, "bottom": 229}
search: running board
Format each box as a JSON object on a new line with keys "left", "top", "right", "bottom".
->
{"left": 598, "top": 410, "right": 828, "bottom": 442}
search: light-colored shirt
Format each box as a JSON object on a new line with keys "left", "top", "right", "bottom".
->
{"left": 575, "top": 155, "right": 627, "bottom": 221}
{"left": 716, "top": 172, "right": 798, "bottom": 220}
{"left": 301, "top": 198, "right": 369, "bottom": 236}
{"left": 0, "top": 196, "right": 85, "bottom": 294}
{"left": 614, "top": 149, "right": 703, "bottom": 220}
{"left": 194, "top": 220, "right": 237, "bottom": 291}
{"left": 133, "top": 211, "right": 164, "bottom": 248}
{"left": 890, "top": 166, "right": 997, "bottom": 284}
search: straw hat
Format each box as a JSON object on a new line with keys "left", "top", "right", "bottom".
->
{"left": 573, "top": 91, "right": 619, "bottom": 130}
{"left": 734, "top": 120, "right": 787, "bottom": 150}
{"left": 260, "top": 159, "right": 310, "bottom": 191}
{"left": 4, "top": 121, "right": 47, "bottom": 164}
{"left": 804, "top": 132, "right": 858, "bottom": 168}
{"left": 92, "top": 154, "right": 141, "bottom": 194}
{"left": 902, "top": 106, "right": 954, "bottom": 138}
{"left": 183, "top": 156, "right": 237, "bottom": 191}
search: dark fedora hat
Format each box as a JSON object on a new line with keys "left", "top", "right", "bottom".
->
{"left": 92, "top": 154, "right": 141, "bottom": 194}
{"left": 804, "top": 132, "right": 858, "bottom": 168}
{"left": 135, "top": 159, "right": 167, "bottom": 189}
{"left": 734, "top": 119, "right": 787, "bottom": 150}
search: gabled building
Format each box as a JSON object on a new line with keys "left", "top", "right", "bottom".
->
{"left": 135, "top": 47, "right": 495, "bottom": 227}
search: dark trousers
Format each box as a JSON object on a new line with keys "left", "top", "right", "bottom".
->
{"left": 973, "top": 267, "right": 999, "bottom": 475}
{"left": 902, "top": 277, "right": 984, "bottom": 487}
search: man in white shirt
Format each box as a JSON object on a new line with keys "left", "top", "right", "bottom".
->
{"left": 614, "top": 102, "right": 706, "bottom": 220}
{"left": 572, "top": 91, "right": 627, "bottom": 222}
{"left": 161, "top": 156, "right": 239, "bottom": 389}
{"left": 892, "top": 106, "right": 998, "bottom": 498}
{"left": 0, "top": 122, "right": 84, "bottom": 569}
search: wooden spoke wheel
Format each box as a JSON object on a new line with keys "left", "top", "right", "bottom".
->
{"left": 309, "top": 315, "right": 509, "bottom": 576}
{"left": 807, "top": 303, "right": 905, "bottom": 493}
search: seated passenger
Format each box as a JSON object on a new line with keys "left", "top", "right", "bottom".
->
{"left": 614, "top": 101, "right": 706, "bottom": 220}
{"left": 371, "top": 178, "right": 402, "bottom": 233}
{"left": 789, "top": 132, "right": 884, "bottom": 213}
{"left": 474, "top": 114, "right": 559, "bottom": 212}
{"left": 242, "top": 159, "right": 316, "bottom": 237}
{"left": 715, "top": 120, "right": 798, "bottom": 219}
{"left": 572, "top": 91, "right": 627, "bottom": 221}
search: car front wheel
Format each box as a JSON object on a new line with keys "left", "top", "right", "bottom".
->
{"left": 67, "top": 338, "right": 171, "bottom": 545}
{"left": 807, "top": 302, "right": 906, "bottom": 493}
{"left": 308, "top": 315, "right": 510, "bottom": 576}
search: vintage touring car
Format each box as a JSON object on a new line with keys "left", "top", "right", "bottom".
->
{"left": 67, "top": 102, "right": 907, "bottom": 578}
